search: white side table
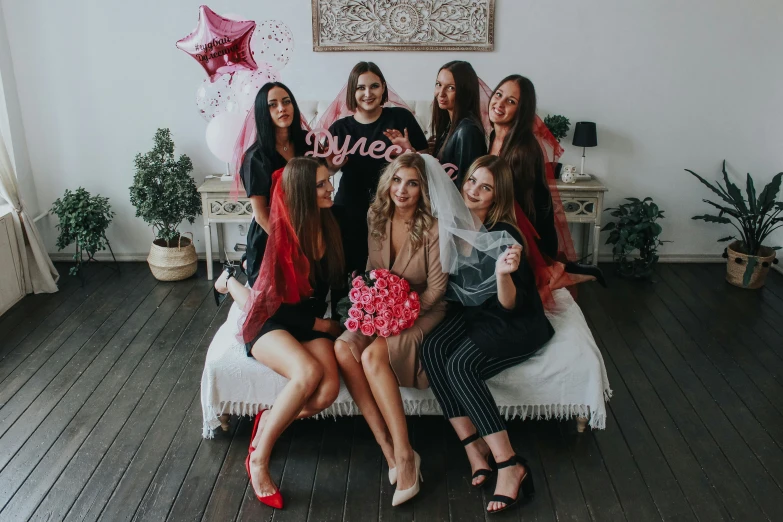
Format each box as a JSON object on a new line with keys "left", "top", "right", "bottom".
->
{"left": 197, "top": 178, "right": 252, "bottom": 280}
{"left": 554, "top": 178, "right": 608, "bottom": 266}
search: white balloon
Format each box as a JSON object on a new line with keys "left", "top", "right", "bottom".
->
{"left": 195, "top": 74, "right": 239, "bottom": 122}
{"left": 252, "top": 20, "right": 294, "bottom": 70}
{"left": 206, "top": 112, "right": 246, "bottom": 162}
{"left": 232, "top": 65, "right": 281, "bottom": 112}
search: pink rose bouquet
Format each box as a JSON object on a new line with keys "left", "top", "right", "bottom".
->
{"left": 336, "top": 269, "right": 421, "bottom": 338}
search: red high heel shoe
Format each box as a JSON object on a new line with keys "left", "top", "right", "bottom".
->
{"left": 245, "top": 453, "right": 284, "bottom": 509}
{"left": 249, "top": 409, "right": 266, "bottom": 454}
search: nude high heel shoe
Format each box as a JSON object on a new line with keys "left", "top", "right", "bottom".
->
{"left": 391, "top": 451, "right": 422, "bottom": 507}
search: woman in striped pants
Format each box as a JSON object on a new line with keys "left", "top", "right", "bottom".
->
{"left": 420, "top": 155, "right": 554, "bottom": 514}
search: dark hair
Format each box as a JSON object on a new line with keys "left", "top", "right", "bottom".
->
{"left": 488, "top": 74, "right": 548, "bottom": 220}
{"left": 431, "top": 61, "right": 483, "bottom": 157}
{"left": 282, "top": 157, "right": 345, "bottom": 287}
{"left": 253, "top": 82, "right": 307, "bottom": 160}
{"left": 345, "top": 62, "right": 389, "bottom": 111}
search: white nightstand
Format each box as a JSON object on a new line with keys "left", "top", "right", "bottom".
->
{"left": 554, "top": 178, "right": 608, "bottom": 266}
{"left": 197, "top": 178, "right": 252, "bottom": 280}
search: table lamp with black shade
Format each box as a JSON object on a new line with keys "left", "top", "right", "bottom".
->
{"left": 572, "top": 121, "right": 597, "bottom": 180}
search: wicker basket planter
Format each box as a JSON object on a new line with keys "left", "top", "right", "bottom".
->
{"left": 725, "top": 241, "right": 777, "bottom": 289}
{"left": 147, "top": 233, "right": 197, "bottom": 281}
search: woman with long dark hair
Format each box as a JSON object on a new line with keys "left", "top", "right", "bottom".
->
{"left": 487, "top": 75, "right": 603, "bottom": 289}
{"left": 239, "top": 82, "right": 309, "bottom": 286}
{"left": 430, "top": 61, "right": 487, "bottom": 182}
{"left": 214, "top": 158, "right": 345, "bottom": 510}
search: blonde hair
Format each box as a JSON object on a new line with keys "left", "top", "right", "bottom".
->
{"left": 369, "top": 153, "right": 433, "bottom": 253}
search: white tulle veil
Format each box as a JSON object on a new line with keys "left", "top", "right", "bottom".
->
{"left": 420, "top": 154, "right": 519, "bottom": 306}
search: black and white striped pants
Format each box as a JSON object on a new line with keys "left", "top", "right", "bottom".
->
{"left": 420, "top": 309, "right": 530, "bottom": 436}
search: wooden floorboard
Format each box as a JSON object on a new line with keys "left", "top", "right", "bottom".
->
{"left": 1, "top": 262, "right": 783, "bottom": 521}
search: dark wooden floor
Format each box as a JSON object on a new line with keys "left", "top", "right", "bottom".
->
{"left": 1, "top": 262, "right": 782, "bottom": 521}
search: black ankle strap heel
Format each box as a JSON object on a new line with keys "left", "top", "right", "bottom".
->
{"left": 460, "top": 433, "right": 496, "bottom": 489}
{"left": 488, "top": 455, "right": 535, "bottom": 514}
{"left": 213, "top": 263, "right": 236, "bottom": 307}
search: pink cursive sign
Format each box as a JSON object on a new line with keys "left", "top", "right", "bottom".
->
{"left": 304, "top": 127, "right": 459, "bottom": 179}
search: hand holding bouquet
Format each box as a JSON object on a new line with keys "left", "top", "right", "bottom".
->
{"left": 337, "top": 269, "right": 420, "bottom": 338}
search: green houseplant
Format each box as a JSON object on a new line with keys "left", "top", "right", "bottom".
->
{"left": 687, "top": 160, "right": 781, "bottom": 289}
{"left": 50, "top": 187, "right": 115, "bottom": 276}
{"left": 601, "top": 197, "right": 667, "bottom": 279}
{"left": 130, "top": 128, "right": 201, "bottom": 281}
{"left": 544, "top": 114, "right": 570, "bottom": 143}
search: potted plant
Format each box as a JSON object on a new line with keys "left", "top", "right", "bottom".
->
{"left": 130, "top": 128, "right": 201, "bottom": 281}
{"left": 544, "top": 114, "right": 570, "bottom": 143}
{"left": 601, "top": 197, "right": 667, "bottom": 279}
{"left": 687, "top": 161, "right": 781, "bottom": 289}
{"left": 50, "top": 187, "right": 115, "bottom": 276}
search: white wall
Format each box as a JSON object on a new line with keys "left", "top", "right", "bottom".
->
{"left": 2, "top": 0, "right": 782, "bottom": 259}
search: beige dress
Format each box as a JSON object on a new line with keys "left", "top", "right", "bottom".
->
{"left": 337, "top": 217, "right": 448, "bottom": 389}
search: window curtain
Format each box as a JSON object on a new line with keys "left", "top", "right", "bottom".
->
{"left": 0, "top": 131, "right": 58, "bottom": 293}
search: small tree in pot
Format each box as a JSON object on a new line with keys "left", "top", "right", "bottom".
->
{"left": 130, "top": 128, "right": 201, "bottom": 281}
{"left": 687, "top": 161, "right": 781, "bottom": 289}
{"left": 50, "top": 187, "right": 115, "bottom": 276}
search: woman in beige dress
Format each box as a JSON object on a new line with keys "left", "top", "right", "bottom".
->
{"left": 334, "top": 152, "right": 448, "bottom": 506}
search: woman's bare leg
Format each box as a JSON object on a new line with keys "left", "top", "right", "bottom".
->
{"left": 298, "top": 338, "right": 340, "bottom": 417}
{"left": 334, "top": 340, "right": 396, "bottom": 470}
{"left": 214, "top": 270, "right": 250, "bottom": 308}
{"left": 360, "top": 338, "right": 415, "bottom": 490}
{"left": 248, "top": 331, "right": 323, "bottom": 497}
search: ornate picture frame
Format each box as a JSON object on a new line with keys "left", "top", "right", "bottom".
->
{"left": 312, "top": 0, "right": 495, "bottom": 52}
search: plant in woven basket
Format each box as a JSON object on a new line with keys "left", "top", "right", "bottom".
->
{"left": 544, "top": 114, "right": 570, "bottom": 142}
{"left": 130, "top": 128, "right": 201, "bottom": 246}
{"left": 601, "top": 197, "right": 667, "bottom": 279}
{"left": 687, "top": 160, "right": 781, "bottom": 287}
{"left": 50, "top": 187, "right": 115, "bottom": 276}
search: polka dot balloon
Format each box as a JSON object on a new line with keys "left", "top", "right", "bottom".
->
{"left": 252, "top": 20, "right": 294, "bottom": 69}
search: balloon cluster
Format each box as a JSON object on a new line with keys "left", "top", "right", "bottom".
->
{"left": 176, "top": 6, "right": 294, "bottom": 162}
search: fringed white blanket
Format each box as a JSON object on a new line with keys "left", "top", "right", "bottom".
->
{"left": 201, "top": 288, "right": 611, "bottom": 438}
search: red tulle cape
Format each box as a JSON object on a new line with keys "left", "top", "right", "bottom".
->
{"left": 239, "top": 168, "right": 313, "bottom": 343}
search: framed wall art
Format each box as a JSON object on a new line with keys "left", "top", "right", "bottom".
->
{"left": 312, "top": 0, "right": 495, "bottom": 52}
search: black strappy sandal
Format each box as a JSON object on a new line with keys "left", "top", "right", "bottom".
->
{"left": 213, "top": 262, "right": 236, "bottom": 307}
{"left": 461, "top": 433, "right": 496, "bottom": 488}
{"left": 487, "top": 455, "right": 535, "bottom": 514}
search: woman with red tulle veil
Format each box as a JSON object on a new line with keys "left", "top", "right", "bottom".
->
{"left": 213, "top": 158, "right": 345, "bottom": 510}
{"left": 485, "top": 75, "right": 605, "bottom": 305}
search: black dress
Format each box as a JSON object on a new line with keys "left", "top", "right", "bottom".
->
{"left": 531, "top": 175, "right": 558, "bottom": 260}
{"left": 432, "top": 117, "right": 487, "bottom": 184}
{"left": 240, "top": 143, "right": 287, "bottom": 287}
{"left": 245, "top": 258, "right": 338, "bottom": 356}
{"left": 328, "top": 107, "right": 428, "bottom": 273}
{"left": 462, "top": 222, "right": 554, "bottom": 358}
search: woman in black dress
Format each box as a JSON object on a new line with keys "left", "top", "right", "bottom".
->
{"left": 240, "top": 82, "right": 308, "bottom": 286}
{"left": 214, "top": 157, "right": 345, "bottom": 510}
{"left": 327, "top": 62, "right": 429, "bottom": 274}
{"left": 487, "top": 75, "right": 603, "bottom": 284}
{"left": 430, "top": 61, "right": 487, "bottom": 183}
{"left": 420, "top": 155, "right": 552, "bottom": 514}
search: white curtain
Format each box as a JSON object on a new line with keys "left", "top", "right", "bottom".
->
{"left": 0, "top": 132, "right": 58, "bottom": 293}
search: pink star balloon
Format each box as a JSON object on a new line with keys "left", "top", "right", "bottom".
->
{"left": 176, "top": 5, "right": 257, "bottom": 82}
